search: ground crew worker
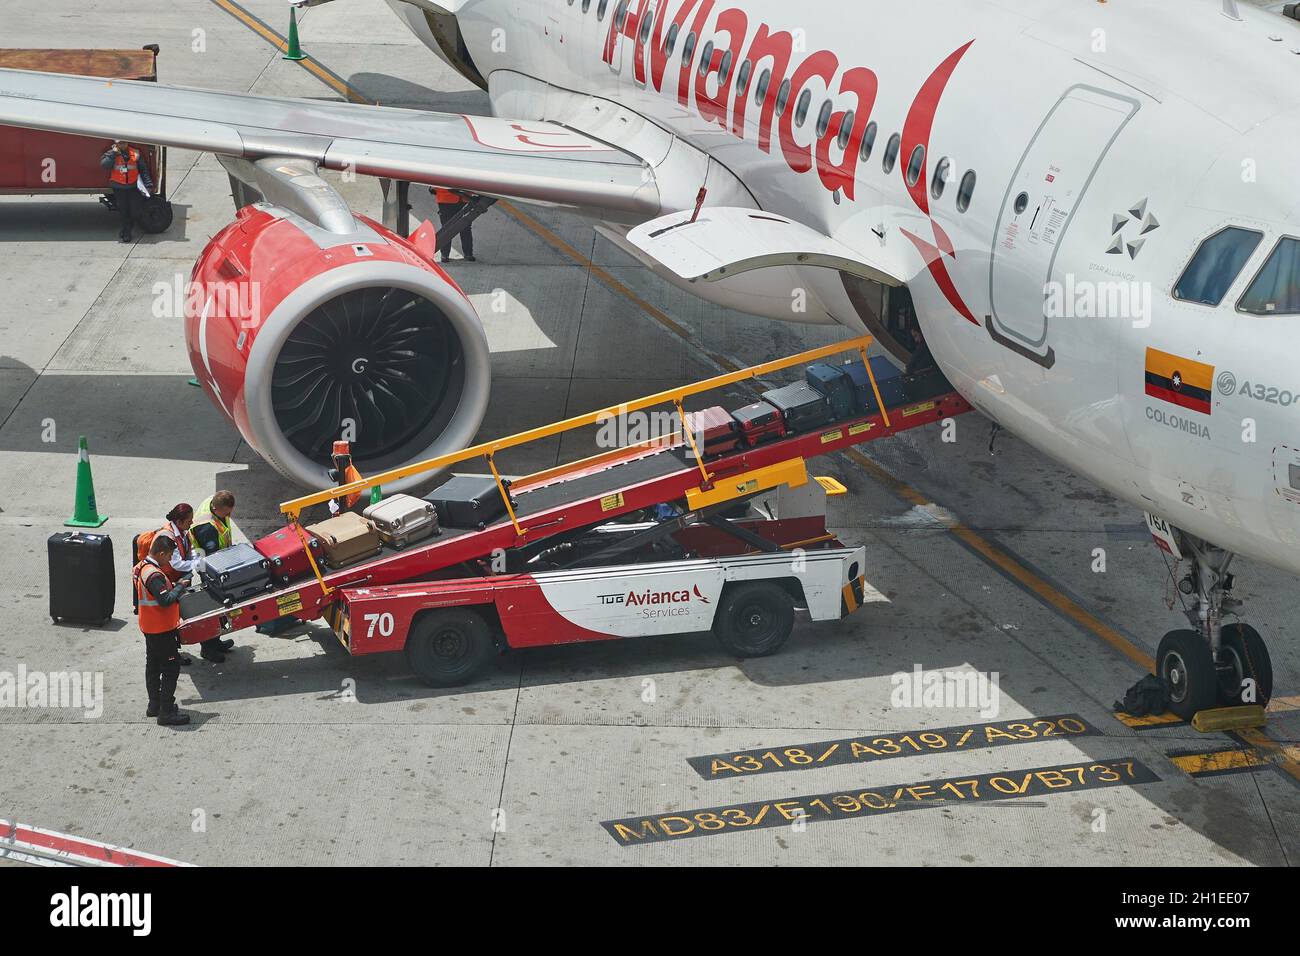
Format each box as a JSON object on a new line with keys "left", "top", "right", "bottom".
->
{"left": 189, "top": 490, "right": 249, "bottom": 649}
{"left": 134, "top": 536, "right": 191, "bottom": 726}
{"left": 432, "top": 187, "right": 476, "bottom": 263}
{"left": 190, "top": 490, "right": 238, "bottom": 555}
{"left": 157, "top": 503, "right": 231, "bottom": 663}
{"left": 99, "top": 140, "right": 154, "bottom": 243}
{"left": 327, "top": 441, "right": 365, "bottom": 516}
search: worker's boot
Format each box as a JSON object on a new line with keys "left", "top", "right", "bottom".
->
{"left": 200, "top": 639, "right": 225, "bottom": 663}
{"left": 156, "top": 704, "right": 190, "bottom": 727}
{"left": 217, "top": 638, "right": 235, "bottom": 651}
{"left": 146, "top": 698, "right": 159, "bottom": 719}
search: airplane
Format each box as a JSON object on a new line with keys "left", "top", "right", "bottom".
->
{"left": 0, "top": 0, "right": 1297, "bottom": 718}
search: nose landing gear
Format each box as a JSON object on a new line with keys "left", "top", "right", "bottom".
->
{"left": 1154, "top": 531, "right": 1273, "bottom": 719}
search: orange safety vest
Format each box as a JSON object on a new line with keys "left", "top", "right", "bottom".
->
{"left": 435, "top": 188, "right": 463, "bottom": 205}
{"left": 134, "top": 559, "right": 181, "bottom": 635}
{"left": 109, "top": 147, "right": 141, "bottom": 187}
{"left": 339, "top": 462, "right": 364, "bottom": 509}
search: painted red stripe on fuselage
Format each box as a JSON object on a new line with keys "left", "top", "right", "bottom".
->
{"left": 1145, "top": 383, "right": 1212, "bottom": 415}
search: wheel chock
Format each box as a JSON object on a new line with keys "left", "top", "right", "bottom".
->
{"left": 1191, "top": 704, "right": 1267, "bottom": 733}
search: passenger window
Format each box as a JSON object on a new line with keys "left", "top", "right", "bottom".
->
{"left": 837, "top": 109, "right": 854, "bottom": 149}
{"left": 614, "top": 0, "right": 628, "bottom": 29}
{"left": 775, "top": 78, "right": 792, "bottom": 116}
{"left": 583, "top": 0, "right": 592, "bottom": 11}
{"left": 859, "top": 122, "right": 878, "bottom": 162}
{"left": 1238, "top": 237, "right": 1300, "bottom": 315}
{"left": 639, "top": 9, "right": 655, "bottom": 43}
{"left": 905, "top": 144, "right": 926, "bottom": 187}
{"left": 597, "top": 0, "right": 609, "bottom": 21}
{"left": 719, "top": 50, "right": 733, "bottom": 84}
{"left": 755, "top": 68, "right": 771, "bottom": 105}
{"left": 931, "top": 157, "right": 952, "bottom": 200}
{"left": 956, "top": 170, "right": 976, "bottom": 213}
{"left": 698, "top": 41, "right": 714, "bottom": 77}
{"left": 1173, "top": 227, "right": 1264, "bottom": 307}
{"left": 882, "top": 133, "right": 901, "bottom": 174}
{"left": 818, "top": 101, "right": 835, "bottom": 139}
{"left": 736, "top": 59, "right": 753, "bottom": 95}
{"left": 795, "top": 89, "right": 812, "bottom": 127}
{"left": 664, "top": 23, "right": 679, "bottom": 55}
{"left": 682, "top": 31, "right": 697, "bottom": 62}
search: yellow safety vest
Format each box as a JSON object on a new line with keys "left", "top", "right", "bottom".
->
{"left": 191, "top": 495, "right": 235, "bottom": 553}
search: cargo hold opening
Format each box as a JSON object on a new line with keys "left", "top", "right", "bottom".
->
{"left": 841, "top": 273, "right": 928, "bottom": 369}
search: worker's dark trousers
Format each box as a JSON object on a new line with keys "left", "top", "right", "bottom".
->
{"left": 113, "top": 186, "right": 136, "bottom": 240}
{"left": 436, "top": 202, "right": 473, "bottom": 259}
{"left": 144, "top": 630, "right": 181, "bottom": 711}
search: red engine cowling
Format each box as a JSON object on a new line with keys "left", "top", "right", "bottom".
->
{"left": 184, "top": 205, "right": 490, "bottom": 490}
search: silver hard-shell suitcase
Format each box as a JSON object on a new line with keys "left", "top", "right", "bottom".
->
{"left": 363, "top": 493, "right": 439, "bottom": 549}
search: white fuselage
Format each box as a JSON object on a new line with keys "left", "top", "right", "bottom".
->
{"left": 394, "top": 0, "right": 1300, "bottom": 575}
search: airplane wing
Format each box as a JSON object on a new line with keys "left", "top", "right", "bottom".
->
{"left": 0, "top": 68, "right": 660, "bottom": 217}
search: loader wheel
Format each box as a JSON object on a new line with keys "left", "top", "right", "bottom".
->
{"left": 406, "top": 608, "right": 495, "bottom": 687}
{"left": 713, "top": 581, "right": 794, "bottom": 658}
{"left": 1157, "top": 629, "right": 1217, "bottom": 720}
{"left": 1216, "top": 623, "right": 1273, "bottom": 708}
{"left": 138, "top": 196, "right": 174, "bottom": 233}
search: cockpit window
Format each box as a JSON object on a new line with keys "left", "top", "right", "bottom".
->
{"left": 1238, "top": 237, "right": 1300, "bottom": 315}
{"left": 1173, "top": 227, "right": 1263, "bottom": 307}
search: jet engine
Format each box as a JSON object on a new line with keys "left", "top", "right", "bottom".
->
{"left": 184, "top": 204, "right": 490, "bottom": 490}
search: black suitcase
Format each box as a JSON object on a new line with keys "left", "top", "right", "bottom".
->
{"left": 48, "top": 532, "right": 115, "bottom": 625}
{"left": 423, "top": 475, "right": 513, "bottom": 529}
{"left": 200, "top": 543, "right": 273, "bottom": 605}
{"left": 805, "top": 362, "right": 858, "bottom": 420}
{"left": 903, "top": 366, "right": 953, "bottom": 404}
{"left": 843, "top": 358, "right": 907, "bottom": 412}
{"left": 761, "top": 381, "right": 833, "bottom": 433}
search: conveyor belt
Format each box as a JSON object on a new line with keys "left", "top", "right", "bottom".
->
{"left": 514, "top": 447, "right": 693, "bottom": 517}
{"left": 177, "top": 387, "right": 972, "bottom": 644}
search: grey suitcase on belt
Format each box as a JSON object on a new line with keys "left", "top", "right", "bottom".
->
{"left": 200, "top": 543, "right": 273, "bottom": 604}
{"left": 363, "top": 494, "right": 439, "bottom": 549}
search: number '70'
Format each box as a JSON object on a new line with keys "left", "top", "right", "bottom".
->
{"left": 364, "top": 612, "right": 395, "bottom": 638}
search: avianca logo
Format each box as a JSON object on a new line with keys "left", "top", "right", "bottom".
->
{"left": 603, "top": 1, "right": 978, "bottom": 324}
{"left": 599, "top": 584, "right": 711, "bottom": 606}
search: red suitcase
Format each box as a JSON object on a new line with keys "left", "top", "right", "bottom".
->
{"left": 731, "top": 400, "right": 787, "bottom": 447}
{"left": 253, "top": 526, "right": 322, "bottom": 586}
{"left": 685, "top": 406, "right": 741, "bottom": 458}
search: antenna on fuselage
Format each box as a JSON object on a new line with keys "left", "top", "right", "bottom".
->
{"left": 1221, "top": 0, "right": 1243, "bottom": 22}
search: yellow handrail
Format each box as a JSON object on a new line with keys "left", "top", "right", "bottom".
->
{"left": 280, "top": 334, "right": 881, "bottom": 520}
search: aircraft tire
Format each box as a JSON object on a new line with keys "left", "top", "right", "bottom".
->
{"left": 1217, "top": 623, "right": 1273, "bottom": 708}
{"left": 1157, "top": 629, "right": 1217, "bottom": 720}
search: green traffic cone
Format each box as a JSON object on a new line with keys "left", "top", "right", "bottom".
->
{"left": 369, "top": 485, "right": 383, "bottom": 505}
{"left": 65, "top": 435, "right": 108, "bottom": 528}
{"left": 283, "top": 7, "right": 307, "bottom": 61}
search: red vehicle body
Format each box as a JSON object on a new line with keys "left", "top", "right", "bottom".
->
{"left": 0, "top": 46, "right": 172, "bottom": 231}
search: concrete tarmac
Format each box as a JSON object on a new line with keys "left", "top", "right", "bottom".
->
{"left": 0, "top": 0, "right": 1296, "bottom": 866}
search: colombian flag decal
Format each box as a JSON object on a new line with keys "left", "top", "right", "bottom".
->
{"left": 1145, "top": 348, "right": 1214, "bottom": 415}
